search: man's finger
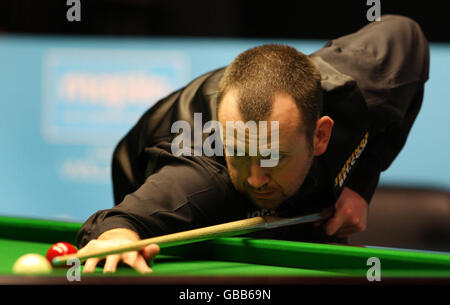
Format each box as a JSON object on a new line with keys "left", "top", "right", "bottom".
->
{"left": 324, "top": 213, "right": 345, "bottom": 236}
{"left": 338, "top": 219, "right": 366, "bottom": 232}
{"left": 134, "top": 255, "right": 153, "bottom": 274}
{"left": 142, "top": 244, "right": 160, "bottom": 260}
{"left": 122, "top": 252, "right": 152, "bottom": 274}
{"left": 103, "top": 254, "right": 121, "bottom": 273}
{"left": 83, "top": 258, "right": 100, "bottom": 273}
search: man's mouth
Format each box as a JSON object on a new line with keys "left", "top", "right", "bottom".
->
{"left": 250, "top": 189, "right": 276, "bottom": 198}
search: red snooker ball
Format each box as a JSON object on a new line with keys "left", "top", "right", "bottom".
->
{"left": 46, "top": 242, "right": 78, "bottom": 266}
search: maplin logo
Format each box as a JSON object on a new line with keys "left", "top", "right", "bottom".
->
{"left": 41, "top": 48, "right": 189, "bottom": 144}
{"left": 334, "top": 132, "right": 369, "bottom": 188}
{"left": 58, "top": 72, "right": 171, "bottom": 109}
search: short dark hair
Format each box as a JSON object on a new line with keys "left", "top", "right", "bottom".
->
{"left": 217, "top": 44, "right": 322, "bottom": 146}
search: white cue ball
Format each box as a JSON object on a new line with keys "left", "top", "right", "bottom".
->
{"left": 13, "top": 253, "right": 53, "bottom": 275}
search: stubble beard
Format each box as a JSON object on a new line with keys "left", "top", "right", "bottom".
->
{"left": 228, "top": 156, "right": 314, "bottom": 211}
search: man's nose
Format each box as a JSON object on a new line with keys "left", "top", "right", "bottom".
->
{"left": 247, "top": 159, "right": 270, "bottom": 189}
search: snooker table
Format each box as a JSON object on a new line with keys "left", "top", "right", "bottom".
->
{"left": 1, "top": 215, "right": 449, "bottom": 285}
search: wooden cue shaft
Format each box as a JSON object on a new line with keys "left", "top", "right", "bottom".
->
{"left": 52, "top": 210, "right": 331, "bottom": 266}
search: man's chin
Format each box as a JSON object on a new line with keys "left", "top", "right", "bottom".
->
{"left": 249, "top": 196, "right": 283, "bottom": 210}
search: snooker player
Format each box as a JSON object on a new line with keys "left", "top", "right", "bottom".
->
{"left": 77, "top": 15, "right": 429, "bottom": 273}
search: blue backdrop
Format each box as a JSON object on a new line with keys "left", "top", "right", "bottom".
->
{"left": 0, "top": 36, "right": 448, "bottom": 222}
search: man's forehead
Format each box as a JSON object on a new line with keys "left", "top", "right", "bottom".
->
{"left": 218, "top": 89, "right": 242, "bottom": 121}
{"left": 218, "top": 90, "right": 303, "bottom": 143}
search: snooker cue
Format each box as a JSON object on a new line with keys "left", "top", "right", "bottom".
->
{"left": 52, "top": 207, "right": 335, "bottom": 267}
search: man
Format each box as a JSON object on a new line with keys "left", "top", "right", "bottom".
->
{"left": 77, "top": 15, "right": 429, "bottom": 273}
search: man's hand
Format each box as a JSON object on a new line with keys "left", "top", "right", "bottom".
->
{"left": 80, "top": 228, "right": 160, "bottom": 274}
{"left": 320, "top": 186, "right": 369, "bottom": 238}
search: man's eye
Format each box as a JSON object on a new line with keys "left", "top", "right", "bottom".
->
{"left": 229, "top": 156, "right": 248, "bottom": 163}
{"left": 262, "top": 154, "right": 285, "bottom": 161}
{"left": 225, "top": 147, "right": 246, "bottom": 156}
{"left": 229, "top": 153, "right": 246, "bottom": 162}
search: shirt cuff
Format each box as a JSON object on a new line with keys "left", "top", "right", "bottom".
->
{"left": 76, "top": 213, "right": 141, "bottom": 248}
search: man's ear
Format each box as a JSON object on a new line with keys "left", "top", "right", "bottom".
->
{"left": 313, "top": 116, "right": 334, "bottom": 156}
